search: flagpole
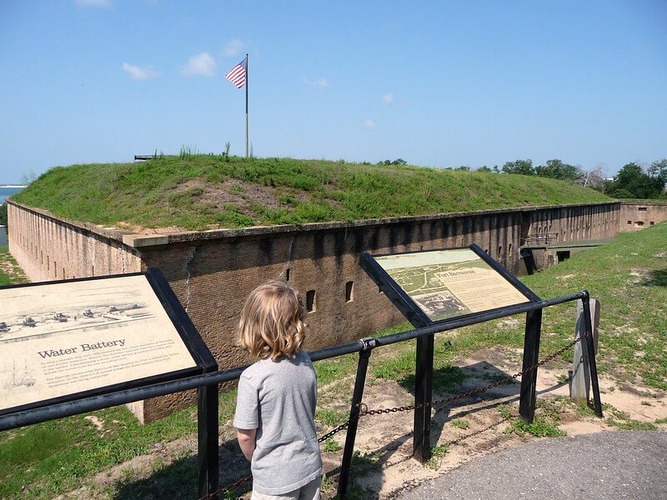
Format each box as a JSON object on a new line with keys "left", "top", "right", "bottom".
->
{"left": 245, "top": 53, "right": 249, "bottom": 158}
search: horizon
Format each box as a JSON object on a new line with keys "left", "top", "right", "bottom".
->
{"left": 1, "top": 0, "right": 666, "bottom": 184}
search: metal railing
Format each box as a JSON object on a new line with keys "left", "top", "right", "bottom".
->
{"left": 522, "top": 233, "right": 559, "bottom": 246}
{"left": 0, "top": 291, "right": 602, "bottom": 499}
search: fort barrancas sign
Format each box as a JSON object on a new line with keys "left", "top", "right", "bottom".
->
{"left": 5, "top": 200, "right": 666, "bottom": 422}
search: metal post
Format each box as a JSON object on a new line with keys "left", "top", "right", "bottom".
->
{"left": 198, "top": 383, "right": 219, "bottom": 499}
{"left": 581, "top": 294, "right": 603, "bottom": 417}
{"left": 338, "top": 338, "right": 376, "bottom": 498}
{"left": 519, "top": 309, "right": 542, "bottom": 422}
{"left": 244, "top": 53, "right": 249, "bottom": 158}
{"left": 413, "top": 334, "right": 434, "bottom": 462}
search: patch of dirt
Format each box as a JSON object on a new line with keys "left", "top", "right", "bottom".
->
{"left": 115, "top": 179, "right": 303, "bottom": 234}
{"left": 114, "top": 222, "right": 189, "bottom": 234}
{"left": 179, "top": 178, "right": 286, "bottom": 215}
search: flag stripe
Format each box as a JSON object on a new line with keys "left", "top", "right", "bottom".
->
{"left": 225, "top": 58, "right": 247, "bottom": 89}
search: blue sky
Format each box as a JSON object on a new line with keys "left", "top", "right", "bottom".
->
{"left": 1, "top": 0, "right": 666, "bottom": 184}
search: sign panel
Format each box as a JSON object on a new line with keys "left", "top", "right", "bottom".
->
{"left": 367, "top": 247, "right": 533, "bottom": 323}
{"left": 0, "top": 273, "right": 200, "bottom": 414}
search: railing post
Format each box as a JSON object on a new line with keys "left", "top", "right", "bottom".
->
{"left": 337, "top": 338, "right": 376, "bottom": 499}
{"left": 198, "top": 383, "right": 219, "bottom": 499}
{"left": 413, "top": 333, "right": 434, "bottom": 462}
{"left": 519, "top": 309, "right": 542, "bottom": 422}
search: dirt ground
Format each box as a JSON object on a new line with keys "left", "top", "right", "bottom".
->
{"left": 321, "top": 347, "right": 667, "bottom": 498}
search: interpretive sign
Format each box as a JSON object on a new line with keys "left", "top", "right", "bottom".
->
{"left": 0, "top": 269, "right": 214, "bottom": 415}
{"left": 361, "top": 244, "right": 536, "bottom": 325}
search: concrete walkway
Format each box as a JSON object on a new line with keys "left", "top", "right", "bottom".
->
{"left": 396, "top": 431, "right": 667, "bottom": 499}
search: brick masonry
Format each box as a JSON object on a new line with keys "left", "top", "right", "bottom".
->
{"left": 619, "top": 202, "right": 667, "bottom": 232}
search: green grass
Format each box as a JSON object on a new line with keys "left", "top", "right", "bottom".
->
{"left": 0, "top": 405, "right": 195, "bottom": 498}
{"left": 0, "top": 224, "right": 664, "bottom": 497}
{"left": 605, "top": 407, "right": 658, "bottom": 431}
{"left": 0, "top": 246, "right": 28, "bottom": 285}
{"left": 0, "top": 387, "right": 239, "bottom": 499}
{"left": 521, "top": 222, "right": 667, "bottom": 390}
{"left": 450, "top": 418, "right": 470, "bottom": 430}
{"left": 11, "top": 156, "right": 611, "bottom": 230}
{"left": 497, "top": 399, "right": 566, "bottom": 438}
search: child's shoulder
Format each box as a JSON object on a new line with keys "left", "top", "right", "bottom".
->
{"left": 242, "top": 351, "right": 312, "bottom": 376}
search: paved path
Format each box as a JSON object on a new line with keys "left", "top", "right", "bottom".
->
{"left": 396, "top": 431, "right": 667, "bottom": 499}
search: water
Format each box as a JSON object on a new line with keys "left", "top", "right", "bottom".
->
{"left": 0, "top": 186, "right": 25, "bottom": 205}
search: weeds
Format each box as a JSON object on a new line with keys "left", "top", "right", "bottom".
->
{"left": 179, "top": 145, "right": 199, "bottom": 159}
{"left": 450, "top": 418, "right": 470, "bottom": 430}
{"left": 425, "top": 445, "right": 448, "bottom": 469}
{"left": 497, "top": 400, "right": 566, "bottom": 438}
{"left": 322, "top": 439, "right": 342, "bottom": 453}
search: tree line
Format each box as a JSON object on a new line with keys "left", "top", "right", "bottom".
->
{"left": 435, "top": 158, "right": 664, "bottom": 200}
{"left": 489, "top": 158, "right": 666, "bottom": 199}
{"left": 377, "top": 156, "right": 667, "bottom": 200}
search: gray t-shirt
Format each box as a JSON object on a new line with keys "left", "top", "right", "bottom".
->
{"left": 233, "top": 350, "right": 322, "bottom": 495}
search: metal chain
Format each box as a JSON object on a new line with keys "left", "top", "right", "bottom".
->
{"left": 318, "top": 418, "right": 351, "bottom": 443}
{"left": 361, "top": 333, "right": 585, "bottom": 416}
{"left": 202, "top": 333, "right": 586, "bottom": 499}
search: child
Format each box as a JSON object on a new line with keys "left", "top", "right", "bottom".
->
{"left": 233, "top": 281, "right": 323, "bottom": 500}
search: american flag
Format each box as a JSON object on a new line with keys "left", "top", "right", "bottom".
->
{"left": 225, "top": 58, "right": 247, "bottom": 89}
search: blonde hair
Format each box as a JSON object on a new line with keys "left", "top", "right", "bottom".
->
{"left": 237, "top": 281, "right": 306, "bottom": 360}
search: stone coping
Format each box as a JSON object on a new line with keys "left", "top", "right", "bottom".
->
{"left": 8, "top": 200, "right": 622, "bottom": 249}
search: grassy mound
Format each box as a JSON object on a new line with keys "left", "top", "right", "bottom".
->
{"left": 12, "top": 156, "right": 611, "bottom": 231}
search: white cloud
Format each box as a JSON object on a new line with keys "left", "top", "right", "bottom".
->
{"left": 182, "top": 52, "right": 216, "bottom": 77}
{"left": 75, "top": 0, "right": 112, "bottom": 7}
{"left": 383, "top": 93, "right": 394, "bottom": 105}
{"left": 122, "top": 62, "right": 159, "bottom": 81}
{"left": 364, "top": 120, "right": 377, "bottom": 129}
{"left": 222, "top": 39, "right": 244, "bottom": 57}
{"left": 304, "top": 78, "right": 330, "bottom": 88}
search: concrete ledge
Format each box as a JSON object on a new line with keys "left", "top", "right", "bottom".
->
{"left": 122, "top": 234, "right": 170, "bottom": 247}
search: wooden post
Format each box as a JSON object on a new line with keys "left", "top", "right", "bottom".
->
{"left": 571, "top": 298, "right": 600, "bottom": 405}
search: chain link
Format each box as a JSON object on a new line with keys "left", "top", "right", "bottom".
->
{"left": 318, "top": 419, "right": 351, "bottom": 443}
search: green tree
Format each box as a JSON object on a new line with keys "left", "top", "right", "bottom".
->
{"left": 648, "top": 159, "right": 667, "bottom": 183}
{"left": 607, "top": 162, "right": 664, "bottom": 199}
{"left": 0, "top": 204, "right": 6, "bottom": 227}
{"left": 502, "top": 159, "right": 534, "bottom": 175}
{"left": 535, "top": 159, "right": 581, "bottom": 182}
{"left": 378, "top": 158, "right": 408, "bottom": 166}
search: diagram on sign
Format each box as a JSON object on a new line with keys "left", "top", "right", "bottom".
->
{"left": 374, "top": 248, "right": 531, "bottom": 322}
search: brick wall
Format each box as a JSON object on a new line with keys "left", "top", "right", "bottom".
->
{"left": 619, "top": 202, "right": 667, "bottom": 232}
